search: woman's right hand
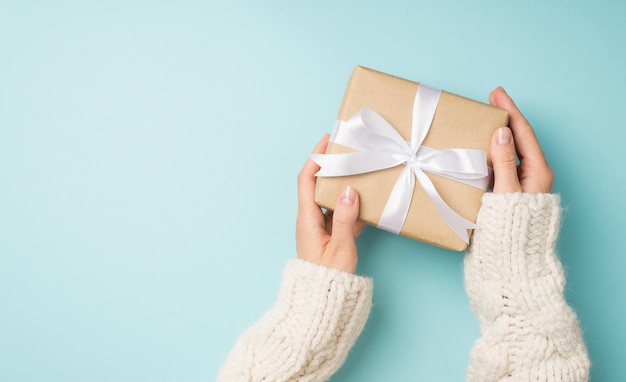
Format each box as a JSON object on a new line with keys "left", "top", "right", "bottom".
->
{"left": 488, "top": 87, "right": 554, "bottom": 194}
{"left": 295, "top": 134, "right": 365, "bottom": 274}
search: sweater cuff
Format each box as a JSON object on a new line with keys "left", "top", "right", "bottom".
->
{"left": 282, "top": 258, "right": 373, "bottom": 290}
{"left": 478, "top": 193, "right": 561, "bottom": 238}
{"left": 267, "top": 259, "right": 373, "bottom": 378}
{"left": 465, "top": 193, "right": 565, "bottom": 323}
{"left": 277, "top": 259, "right": 373, "bottom": 315}
{"left": 473, "top": 192, "right": 562, "bottom": 277}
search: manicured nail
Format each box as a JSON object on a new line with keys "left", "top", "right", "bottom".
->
{"left": 341, "top": 186, "right": 356, "bottom": 205}
{"left": 497, "top": 127, "right": 512, "bottom": 144}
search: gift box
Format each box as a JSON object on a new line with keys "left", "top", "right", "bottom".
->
{"left": 312, "top": 66, "right": 509, "bottom": 251}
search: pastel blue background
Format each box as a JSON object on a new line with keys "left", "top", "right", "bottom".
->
{"left": 1, "top": 1, "right": 624, "bottom": 381}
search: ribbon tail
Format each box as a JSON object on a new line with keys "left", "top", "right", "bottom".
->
{"left": 377, "top": 166, "right": 415, "bottom": 235}
{"left": 413, "top": 169, "right": 476, "bottom": 244}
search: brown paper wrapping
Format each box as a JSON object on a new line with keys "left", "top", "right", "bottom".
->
{"left": 314, "top": 66, "right": 509, "bottom": 251}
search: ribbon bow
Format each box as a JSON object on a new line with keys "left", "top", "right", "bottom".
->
{"left": 311, "top": 85, "right": 490, "bottom": 243}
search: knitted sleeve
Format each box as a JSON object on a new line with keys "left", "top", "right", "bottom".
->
{"left": 464, "top": 193, "right": 590, "bottom": 381}
{"left": 217, "top": 258, "right": 373, "bottom": 382}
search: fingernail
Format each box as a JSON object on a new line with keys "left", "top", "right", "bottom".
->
{"left": 341, "top": 186, "right": 356, "bottom": 205}
{"left": 497, "top": 127, "right": 512, "bottom": 144}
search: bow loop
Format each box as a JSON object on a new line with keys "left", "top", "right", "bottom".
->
{"left": 417, "top": 147, "right": 488, "bottom": 179}
{"left": 334, "top": 108, "right": 411, "bottom": 154}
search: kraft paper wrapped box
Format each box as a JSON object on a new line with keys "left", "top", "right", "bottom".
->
{"left": 313, "top": 66, "right": 509, "bottom": 251}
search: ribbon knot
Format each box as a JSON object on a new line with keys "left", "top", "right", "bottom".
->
{"left": 406, "top": 154, "right": 422, "bottom": 170}
{"left": 311, "top": 85, "right": 490, "bottom": 244}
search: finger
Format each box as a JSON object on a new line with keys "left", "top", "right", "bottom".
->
{"left": 330, "top": 186, "right": 360, "bottom": 242}
{"left": 297, "top": 135, "right": 330, "bottom": 226}
{"left": 330, "top": 211, "right": 366, "bottom": 238}
{"left": 489, "top": 87, "right": 546, "bottom": 165}
{"left": 491, "top": 127, "right": 522, "bottom": 193}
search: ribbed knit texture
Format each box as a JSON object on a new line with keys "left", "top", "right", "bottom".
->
{"left": 464, "top": 193, "right": 590, "bottom": 381}
{"left": 217, "top": 259, "right": 373, "bottom": 382}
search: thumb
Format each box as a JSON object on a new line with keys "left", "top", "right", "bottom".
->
{"left": 491, "top": 127, "right": 522, "bottom": 193}
{"left": 331, "top": 186, "right": 361, "bottom": 242}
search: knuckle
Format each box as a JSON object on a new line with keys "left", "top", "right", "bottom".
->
{"left": 495, "top": 152, "right": 518, "bottom": 169}
{"left": 535, "top": 162, "right": 553, "bottom": 180}
{"left": 332, "top": 214, "right": 350, "bottom": 228}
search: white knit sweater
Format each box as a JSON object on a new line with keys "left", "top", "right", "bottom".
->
{"left": 217, "top": 259, "right": 373, "bottom": 381}
{"left": 217, "top": 193, "right": 590, "bottom": 381}
{"left": 464, "top": 193, "right": 589, "bottom": 381}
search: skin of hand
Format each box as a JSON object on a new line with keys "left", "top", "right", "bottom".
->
{"left": 488, "top": 87, "right": 554, "bottom": 194}
{"left": 296, "top": 134, "right": 365, "bottom": 274}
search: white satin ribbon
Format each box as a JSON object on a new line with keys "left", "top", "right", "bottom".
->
{"left": 311, "top": 85, "right": 490, "bottom": 243}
